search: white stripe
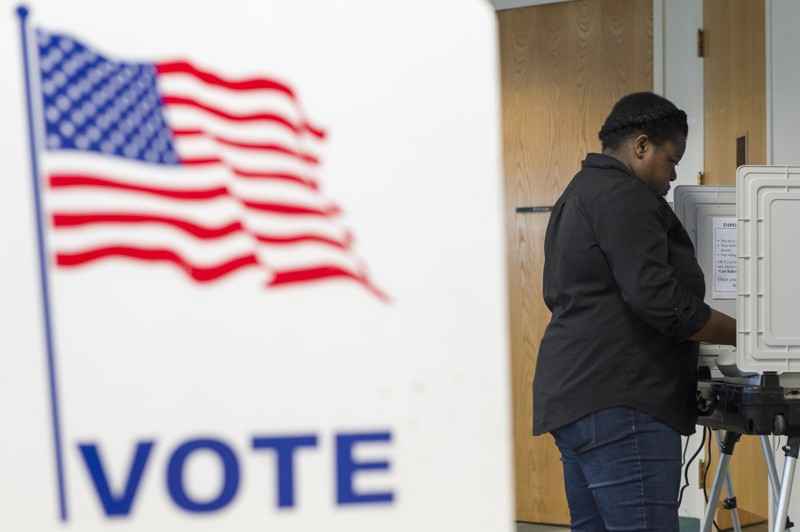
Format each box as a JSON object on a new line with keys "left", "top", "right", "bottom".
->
{"left": 173, "top": 132, "right": 322, "bottom": 167}
{"left": 52, "top": 216, "right": 360, "bottom": 273}
{"left": 45, "top": 188, "right": 240, "bottom": 225}
{"left": 163, "top": 107, "right": 303, "bottom": 148}
{"left": 255, "top": 243, "right": 361, "bottom": 273}
{"left": 43, "top": 152, "right": 332, "bottom": 208}
{"left": 43, "top": 152, "right": 231, "bottom": 189}
{"left": 46, "top": 189, "right": 352, "bottom": 242}
{"left": 243, "top": 217, "right": 350, "bottom": 242}
{"left": 232, "top": 180, "right": 333, "bottom": 208}
{"left": 52, "top": 225, "right": 256, "bottom": 265}
{"left": 156, "top": 71, "right": 307, "bottom": 124}
{"left": 174, "top": 137, "right": 320, "bottom": 174}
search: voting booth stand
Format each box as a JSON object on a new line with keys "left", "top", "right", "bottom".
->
{"left": 675, "top": 166, "right": 800, "bottom": 532}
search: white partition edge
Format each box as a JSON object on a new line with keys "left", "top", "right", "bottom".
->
{"left": 766, "top": 0, "right": 774, "bottom": 164}
{"left": 653, "top": 0, "right": 665, "bottom": 95}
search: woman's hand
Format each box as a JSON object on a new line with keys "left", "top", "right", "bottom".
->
{"left": 689, "top": 309, "right": 736, "bottom": 346}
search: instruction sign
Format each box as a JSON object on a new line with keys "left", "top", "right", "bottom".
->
{"left": 712, "top": 216, "right": 737, "bottom": 299}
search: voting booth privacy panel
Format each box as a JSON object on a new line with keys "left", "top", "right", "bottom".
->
{"left": 736, "top": 166, "right": 800, "bottom": 377}
{"left": 675, "top": 166, "right": 800, "bottom": 381}
{"left": 0, "top": 1, "right": 514, "bottom": 530}
{"left": 675, "top": 169, "right": 800, "bottom": 532}
{"left": 673, "top": 186, "right": 738, "bottom": 374}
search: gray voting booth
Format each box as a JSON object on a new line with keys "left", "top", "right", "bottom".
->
{"left": 673, "top": 166, "right": 800, "bottom": 532}
{"left": 673, "top": 185, "right": 739, "bottom": 376}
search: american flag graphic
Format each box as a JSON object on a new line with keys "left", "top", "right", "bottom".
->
{"left": 34, "top": 28, "right": 386, "bottom": 299}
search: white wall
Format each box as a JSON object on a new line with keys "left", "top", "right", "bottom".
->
{"left": 767, "top": 0, "right": 800, "bottom": 166}
{"left": 656, "top": 0, "right": 707, "bottom": 518}
{"left": 765, "top": 2, "right": 800, "bottom": 524}
{"left": 658, "top": 0, "right": 704, "bottom": 205}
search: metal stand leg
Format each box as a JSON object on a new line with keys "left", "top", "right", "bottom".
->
{"left": 761, "top": 435, "right": 793, "bottom": 530}
{"left": 702, "top": 431, "right": 742, "bottom": 532}
{"left": 717, "top": 450, "right": 742, "bottom": 532}
{"left": 773, "top": 437, "right": 800, "bottom": 532}
{"left": 717, "top": 432, "right": 744, "bottom": 532}
{"left": 723, "top": 472, "right": 743, "bottom": 532}
{"left": 763, "top": 436, "right": 783, "bottom": 517}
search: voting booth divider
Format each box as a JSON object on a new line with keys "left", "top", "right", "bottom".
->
{"left": 674, "top": 185, "right": 738, "bottom": 375}
{"left": 675, "top": 166, "right": 800, "bottom": 532}
{"left": 676, "top": 167, "right": 800, "bottom": 382}
{"left": 0, "top": 2, "right": 514, "bottom": 530}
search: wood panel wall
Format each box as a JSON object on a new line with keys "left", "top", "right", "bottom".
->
{"left": 498, "top": 0, "right": 652, "bottom": 523}
{"left": 703, "top": 2, "right": 768, "bottom": 527}
{"left": 703, "top": 0, "right": 767, "bottom": 184}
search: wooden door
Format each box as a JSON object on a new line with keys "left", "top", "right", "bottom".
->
{"left": 703, "top": 0, "right": 767, "bottom": 184}
{"left": 498, "top": 0, "right": 652, "bottom": 523}
{"left": 703, "top": 1, "right": 768, "bottom": 528}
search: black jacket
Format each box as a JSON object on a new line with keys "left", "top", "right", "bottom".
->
{"left": 533, "top": 153, "right": 711, "bottom": 436}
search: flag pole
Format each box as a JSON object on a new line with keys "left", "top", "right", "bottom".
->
{"left": 16, "top": 5, "right": 69, "bottom": 522}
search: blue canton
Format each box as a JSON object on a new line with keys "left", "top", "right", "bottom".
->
{"left": 36, "top": 29, "right": 179, "bottom": 165}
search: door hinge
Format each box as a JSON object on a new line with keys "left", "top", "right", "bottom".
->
{"left": 698, "top": 29, "right": 705, "bottom": 58}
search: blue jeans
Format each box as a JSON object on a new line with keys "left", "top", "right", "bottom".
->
{"left": 552, "top": 407, "right": 681, "bottom": 532}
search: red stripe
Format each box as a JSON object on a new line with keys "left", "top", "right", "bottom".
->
{"left": 254, "top": 233, "right": 351, "bottom": 250}
{"left": 53, "top": 213, "right": 243, "bottom": 239}
{"left": 180, "top": 156, "right": 224, "bottom": 165}
{"left": 172, "top": 128, "right": 204, "bottom": 136}
{"left": 172, "top": 127, "right": 320, "bottom": 164}
{"left": 231, "top": 167, "right": 319, "bottom": 190}
{"left": 241, "top": 199, "right": 340, "bottom": 217}
{"left": 270, "top": 265, "right": 361, "bottom": 285}
{"left": 50, "top": 174, "right": 228, "bottom": 201}
{"left": 161, "top": 94, "right": 325, "bottom": 139}
{"left": 56, "top": 246, "right": 260, "bottom": 282}
{"left": 48, "top": 173, "right": 334, "bottom": 216}
{"left": 52, "top": 212, "right": 352, "bottom": 249}
{"left": 156, "top": 60, "right": 297, "bottom": 98}
{"left": 269, "top": 266, "right": 389, "bottom": 301}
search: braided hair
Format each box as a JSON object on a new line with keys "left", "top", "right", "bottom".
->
{"left": 599, "top": 92, "right": 688, "bottom": 151}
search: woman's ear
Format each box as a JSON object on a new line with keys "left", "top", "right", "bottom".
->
{"left": 633, "top": 134, "right": 649, "bottom": 159}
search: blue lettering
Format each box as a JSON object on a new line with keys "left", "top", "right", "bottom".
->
{"left": 76, "top": 429, "right": 396, "bottom": 517}
{"left": 78, "top": 441, "right": 154, "bottom": 517}
{"left": 166, "top": 438, "right": 239, "bottom": 513}
{"left": 252, "top": 435, "right": 318, "bottom": 508}
{"left": 336, "top": 432, "right": 394, "bottom": 505}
